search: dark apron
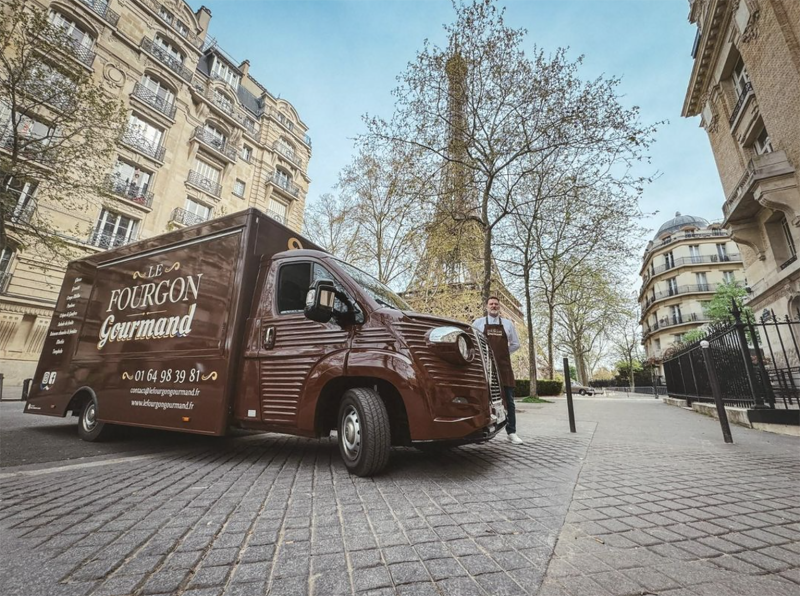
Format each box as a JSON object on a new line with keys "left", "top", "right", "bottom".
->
{"left": 484, "top": 317, "right": 515, "bottom": 389}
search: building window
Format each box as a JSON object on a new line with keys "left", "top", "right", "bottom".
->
{"left": 213, "top": 89, "right": 234, "bottom": 113}
{"left": 268, "top": 198, "right": 287, "bottom": 224}
{"left": 716, "top": 243, "right": 728, "bottom": 260}
{"left": 274, "top": 168, "right": 291, "bottom": 188}
{"left": 126, "top": 114, "right": 163, "bottom": 153}
{"left": 664, "top": 251, "right": 675, "bottom": 269}
{"left": 654, "top": 338, "right": 661, "bottom": 352}
{"left": 233, "top": 179, "right": 246, "bottom": 197}
{"left": 0, "top": 246, "right": 14, "bottom": 292}
{"left": 111, "top": 160, "right": 152, "bottom": 196}
{"left": 91, "top": 209, "right": 138, "bottom": 249}
{"left": 782, "top": 216, "right": 797, "bottom": 259}
{"left": 669, "top": 305, "right": 682, "bottom": 325}
{"left": 184, "top": 198, "right": 211, "bottom": 221}
{"left": 688, "top": 245, "right": 701, "bottom": 262}
{"left": 732, "top": 56, "right": 750, "bottom": 98}
{"left": 754, "top": 126, "right": 774, "bottom": 155}
{"left": 667, "top": 277, "right": 678, "bottom": 296}
{"left": 203, "top": 122, "right": 226, "bottom": 149}
{"left": 141, "top": 74, "right": 175, "bottom": 107}
{"left": 723, "top": 271, "right": 736, "bottom": 284}
{"left": 211, "top": 57, "right": 240, "bottom": 89}
{"left": 154, "top": 34, "right": 183, "bottom": 64}
{"left": 158, "top": 6, "right": 174, "bottom": 24}
{"left": 695, "top": 272, "right": 708, "bottom": 291}
{"left": 3, "top": 176, "right": 38, "bottom": 222}
{"left": 193, "top": 158, "right": 221, "bottom": 186}
{"left": 241, "top": 145, "right": 252, "bottom": 162}
{"left": 0, "top": 110, "right": 54, "bottom": 159}
{"left": 48, "top": 11, "right": 94, "bottom": 50}
{"left": 175, "top": 20, "right": 189, "bottom": 37}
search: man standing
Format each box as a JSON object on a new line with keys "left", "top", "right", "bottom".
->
{"left": 473, "top": 296, "right": 523, "bottom": 445}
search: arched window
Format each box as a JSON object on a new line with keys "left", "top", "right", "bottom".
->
{"left": 154, "top": 34, "right": 184, "bottom": 64}
{"left": 48, "top": 11, "right": 94, "bottom": 50}
{"left": 141, "top": 73, "right": 175, "bottom": 107}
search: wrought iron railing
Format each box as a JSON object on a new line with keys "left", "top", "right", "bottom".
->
{"left": 265, "top": 107, "right": 311, "bottom": 147}
{"left": 195, "top": 85, "right": 258, "bottom": 136}
{"left": 88, "top": 229, "right": 138, "bottom": 250}
{"left": 140, "top": 38, "right": 193, "bottom": 83}
{"left": 44, "top": 32, "right": 96, "bottom": 67}
{"left": 131, "top": 83, "right": 177, "bottom": 119}
{"left": 0, "top": 133, "right": 55, "bottom": 165}
{"left": 77, "top": 0, "right": 120, "bottom": 27}
{"left": 270, "top": 172, "right": 300, "bottom": 198}
{"left": 170, "top": 207, "right": 208, "bottom": 227}
{"left": 186, "top": 170, "right": 222, "bottom": 197}
{"left": 729, "top": 81, "right": 753, "bottom": 127}
{"left": 120, "top": 128, "right": 165, "bottom": 161}
{"left": 191, "top": 127, "right": 237, "bottom": 162}
{"left": 9, "top": 201, "right": 36, "bottom": 224}
{"left": 107, "top": 176, "right": 154, "bottom": 208}
{"left": 272, "top": 141, "right": 304, "bottom": 169}
{"left": 644, "top": 229, "right": 727, "bottom": 257}
{"left": 645, "top": 254, "right": 742, "bottom": 280}
{"left": 266, "top": 209, "right": 286, "bottom": 224}
{"left": 645, "top": 283, "right": 718, "bottom": 309}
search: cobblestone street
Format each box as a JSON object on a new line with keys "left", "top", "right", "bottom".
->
{"left": 1, "top": 397, "right": 798, "bottom": 596}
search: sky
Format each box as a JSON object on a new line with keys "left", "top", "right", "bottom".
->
{"left": 192, "top": 0, "right": 725, "bottom": 244}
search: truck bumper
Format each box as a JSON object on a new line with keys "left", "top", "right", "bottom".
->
{"left": 413, "top": 418, "right": 507, "bottom": 447}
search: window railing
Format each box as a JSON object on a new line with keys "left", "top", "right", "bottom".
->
{"left": 729, "top": 81, "right": 753, "bottom": 127}
{"left": 0, "top": 133, "right": 56, "bottom": 165}
{"left": 140, "top": 38, "right": 193, "bottom": 83}
{"left": 107, "top": 176, "right": 154, "bottom": 208}
{"left": 78, "top": 0, "right": 120, "bottom": 27}
{"left": 186, "top": 170, "right": 222, "bottom": 197}
{"left": 88, "top": 229, "right": 138, "bottom": 250}
{"left": 270, "top": 171, "right": 300, "bottom": 198}
{"left": 273, "top": 141, "right": 304, "bottom": 169}
{"left": 0, "top": 271, "right": 11, "bottom": 294}
{"left": 44, "top": 31, "right": 96, "bottom": 67}
{"left": 266, "top": 209, "right": 286, "bottom": 224}
{"left": 120, "top": 128, "right": 166, "bottom": 162}
{"left": 645, "top": 253, "right": 742, "bottom": 280}
{"left": 170, "top": 207, "right": 208, "bottom": 227}
{"left": 9, "top": 200, "right": 36, "bottom": 224}
{"left": 265, "top": 107, "right": 311, "bottom": 147}
{"left": 131, "top": 83, "right": 177, "bottom": 119}
{"left": 644, "top": 283, "right": 718, "bottom": 309}
{"left": 644, "top": 229, "right": 727, "bottom": 257}
{"left": 195, "top": 85, "right": 258, "bottom": 136}
{"left": 191, "top": 127, "right": 237, "bottom": 162}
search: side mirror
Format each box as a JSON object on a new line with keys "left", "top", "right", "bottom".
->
{"left": 304, "top": 279, "right": 336, "bottom": 323}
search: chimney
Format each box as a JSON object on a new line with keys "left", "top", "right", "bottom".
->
{"left": 196, "top": 6, "right": 212, "bottom": 36}
{"left": 239, "top": 60, "right": 250, "bottom": 77}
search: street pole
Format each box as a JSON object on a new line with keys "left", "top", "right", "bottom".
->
{"left": 700, "top": 340, "right": 733, "bottom": 444}
{"left": 563, "top": 357, "right": 576, "bottom": 433}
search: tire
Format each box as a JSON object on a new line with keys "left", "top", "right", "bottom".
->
{"left": 579, "top": 389, "right": 586, "bottom": 396}
{"left": 337, "top": 388, "right": 391, "bottom": 477}
{"left": 77, "top": 396, "right": 112, "bottom": 442}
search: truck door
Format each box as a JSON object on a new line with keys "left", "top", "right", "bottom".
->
{"left": 251, "top": 260, "right": 351, "bottom": 428}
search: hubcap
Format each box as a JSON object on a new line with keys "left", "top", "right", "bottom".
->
{"left": 341, "top": 406, "right": 361, "bottom": 460}
{"left": 82, "top": 403, "right": 97, "bottom": 432}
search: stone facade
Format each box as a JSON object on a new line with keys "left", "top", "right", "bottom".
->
{"left": 639, "top": 213, "right": 744, "bottom": 380}
{"left": 682, "top": 0, "right": 800, "bottom": 324}
{"left": 1, "top": 0, "right": 312, "bottom": 386}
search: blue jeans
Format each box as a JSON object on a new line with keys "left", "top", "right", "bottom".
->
{"left": 504, "top": 386, "right": 516, "bottom": 434}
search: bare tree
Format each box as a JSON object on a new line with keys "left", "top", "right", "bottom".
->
{"left": 1, "top": 0, "right": 126, "bottom": 254}
{"left": 303, "top": 192, "right": 362, "bottom": 263}
{"left": 365, "top": 0, "right": 657, "bottom": 305}
{"left": 609, "top": 296, "right": 643, "bottom": 390}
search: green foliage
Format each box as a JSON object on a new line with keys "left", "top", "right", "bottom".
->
{"left": 537, "top": 379, "right": 563, "bottom": 396}
{"left": 702, "top": 282, "right": 754, "bottom": 325}
{"left": 521, "top": 396, "right": 553, "bottom": 404}
{"left": 514, "top": 379, "right": 530, "bottom": 397}
{"left": 680, "top": 328, "right": 707, "bottom": 345}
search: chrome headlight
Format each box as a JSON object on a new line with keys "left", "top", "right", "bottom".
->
{"left": 428, "top": 326, "right": 474, "bottom": 365}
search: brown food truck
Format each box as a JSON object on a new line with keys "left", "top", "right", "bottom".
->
{"left": 25, "top": 209, "right": 506, "bottom": 475}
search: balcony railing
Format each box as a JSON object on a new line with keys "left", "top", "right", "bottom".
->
{"left": 137, "top": 0, "right": 204, "bottom": 49}
{"left": 170, "top": 207, "right": 208, "bottom": 227}
{"left": 723, "top": 151, "right": 796, "bottom": 219}
{"left": 0, "top": 133, "right": 55, "bottom": 166}
{"left": 644, "top": 283, "right": 718, "bottom": 309}
{"left": 120, "top": 128, "right": 165, "bottom": 162}
{"left": 645, "top": 253, "right": 742, "bottom": 280}
{"left": 729, "top": 81, "right": 753, "bottom": 127}
{"left": 107, "top": 176, "right": 154, "bottom": 208}
{"left": 273, "top": 141, "right": 304, "bottom": 169}
{"left": 140, "top": 38, "right": 193, "bottom": 83}
{"left": 191, "top": 127, "right": 237, "bottom": 162}
{"left": 265, "top": 107, "right": 311, "bottom": 147}
{"left": 45, "top": 32, "right": 96, "bottom": 67}
{"left": 644, "top": 312, "right": 709, "bottom": 337}
{"left": 88, "top": 229, "right": 138, "bottom": 250}
{"left": 644, "top": 229, "right": 727, "bottom": 258}
{"left": 266, "top": 209, "right": 286, "bottom": 225}
{"left": 9, "top": 201, "right": 36, "bottom": 225}
{"left": 77, "top": 0, "right": 120, "bottom": 27}
{"left": 270, "top": 172, "right": 300, "bottom": 198}
{"left": 186, "top": 170, "right": 222, "bottom": 197}
{"left": 194, "top": 85, "right": 258, "bottom": 136}
{"left": 131, "top": 83, "right": 177, "bottom": 119}
{"left": 0, "top": 272, "right": 11, "bottom": 294}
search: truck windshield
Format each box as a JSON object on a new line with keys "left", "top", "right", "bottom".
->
{"left": 334, "top": 259, "right": 411, "bottom": 311}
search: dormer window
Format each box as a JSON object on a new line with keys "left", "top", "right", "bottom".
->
{"left": 211, "top": 57, "right": 240, "bottom": 89}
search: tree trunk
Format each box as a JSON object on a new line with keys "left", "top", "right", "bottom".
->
{"left": 481, "top": 223, "right": 493, "bottom": 304}
{"left": 524, "top": 266, "right": 538, "bottom": 396}
{"left": 547, "top": 303, "right": 555, "bottom": 379}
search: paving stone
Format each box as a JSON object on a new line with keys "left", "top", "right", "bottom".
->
{"left": 389, "top": 561, "right": 431, "bottom": 585}
{"left": 353, "top": 565, "right": 393, "bottom": 592}
{"left": 423, "top": 557, "right": 468, "bottom": 580}
{"left": 310, "top": 570, "right": 350, "bottom": 596}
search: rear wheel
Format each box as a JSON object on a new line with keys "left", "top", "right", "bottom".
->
{"left": 77, "top": 396, "right": 112, "bottom": 442}
{"left": 337, "top": 388, "right": 390, "bottom": 477}
{"left": 579, "top": 389, "right": 586, "bottom": 396}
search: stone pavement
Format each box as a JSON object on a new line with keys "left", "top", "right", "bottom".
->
{"left": 0, "top": 397, "right": 797, "bottom": 596}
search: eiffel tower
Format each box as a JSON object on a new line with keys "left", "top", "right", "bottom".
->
{"left": 405, "top": 52, "right": 523, "bottom": 328}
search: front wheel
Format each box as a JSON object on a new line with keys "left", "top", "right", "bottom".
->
{"left": 77, "top": 396, "right": 113, "bottom": 442}
{"left": 337, "top": 388, "right": 390, "bottom": 477}
{"left": 579, "top": 389, "right": 586, "bottom": 396}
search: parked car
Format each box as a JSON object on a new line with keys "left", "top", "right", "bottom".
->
{"left": 569, "top": 383, "right": 599, "bottom": 396}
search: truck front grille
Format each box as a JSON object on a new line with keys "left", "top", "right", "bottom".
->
{"left": 473, "top": 330, "right": 503, "bottom": 405}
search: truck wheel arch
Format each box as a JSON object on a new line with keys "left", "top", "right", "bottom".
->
{"left": 314, "top": 378, "right": 411, "bottom": 446}
{"left": 67, "top": 387, "right": 97, "bottom": 418}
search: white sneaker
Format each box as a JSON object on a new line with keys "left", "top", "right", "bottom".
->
{"left": 507, "top": 433, "right": 524, "bottom": 445}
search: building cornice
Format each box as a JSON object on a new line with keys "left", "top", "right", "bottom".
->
{"left": 682, "top": 0, "right": 732, "bottom": 117}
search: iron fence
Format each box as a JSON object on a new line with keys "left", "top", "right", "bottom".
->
{"left": 663, "top": 303, "right": 799, "bottom": 410}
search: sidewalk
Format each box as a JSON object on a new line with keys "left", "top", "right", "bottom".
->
{"left": 537, "top": 398, "right": 800, "bottom": 596}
